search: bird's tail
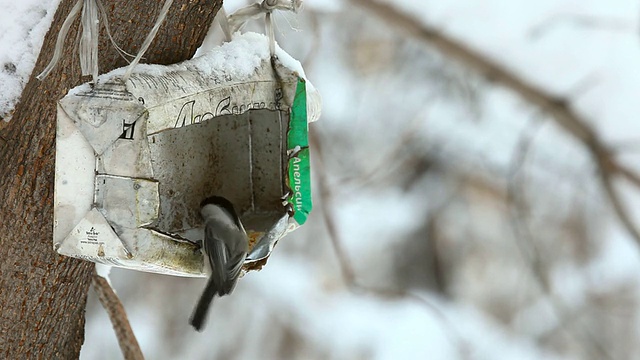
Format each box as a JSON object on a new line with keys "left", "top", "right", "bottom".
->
{"left": 189, "top": 276, "right": 218, "bottom": 331}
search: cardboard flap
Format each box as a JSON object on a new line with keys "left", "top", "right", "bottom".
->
{"left": 56, "top": 208, "right": 131, "bottom": 262}
{"left": 59, "top": 82, "right": 147, "bottom": 156}
{"left": 95, "top": 175, "right": 159, "bottom": 228}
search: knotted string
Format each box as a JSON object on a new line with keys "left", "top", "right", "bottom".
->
{"left": 37, "top": 0, "right": 84, "bottom": 81}
{"left": 37, "top": 0, "right": 173, "bottom": 84}
{"left": 225, "top": 0, "right": 303, "bottom": 56}
{"left": 121, "top": 0, "right": 173, "bottom": 83}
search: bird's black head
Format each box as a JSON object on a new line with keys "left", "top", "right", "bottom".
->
{"left": 200, "top": 196, "right": 242, "bottom": 229}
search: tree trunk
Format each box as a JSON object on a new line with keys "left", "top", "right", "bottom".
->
{"left": 0, "top": 0, "right": 221, "bottom": 357}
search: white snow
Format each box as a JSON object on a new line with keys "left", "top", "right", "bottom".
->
{"left": 0, "top": 0, "right": 59, "bottom": 120}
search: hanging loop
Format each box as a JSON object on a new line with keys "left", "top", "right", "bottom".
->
{"left": 226, "top": 0, "right": 303, "bottom": 56}
{"left": 37, "top": 0, "right": 173, "bottom": 84}
{"left": 37, "top": 0, "right": 84, "bottom": 81}
{"left": 121, "top": 0, "right": 174, "bottom": 83}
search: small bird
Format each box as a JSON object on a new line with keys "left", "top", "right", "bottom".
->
{"left": 190, "top": 196, "right": 248, "bottom": 331}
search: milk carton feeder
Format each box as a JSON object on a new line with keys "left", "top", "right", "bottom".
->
{"left": 53, "top": 33, "right": 320, "bottom": 276}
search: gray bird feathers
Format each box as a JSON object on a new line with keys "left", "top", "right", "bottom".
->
{"left": 190, "top": 196, "right": 249, "bottom": 331}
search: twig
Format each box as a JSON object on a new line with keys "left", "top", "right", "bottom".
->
{"left": 529, "top": 13, "right": 635, "bottom": 39}
{"left": 351, "top": 0, "right": 640, "bottom": 249}
{"left": 309, "top": 130, "right": 357, "bottom": 285}
{"left": 335, "top": 107, "right": 435, "bottom": 189}
{"left": 506, "top": 117, "right": 612, "bottom": 360}
{"left": 612, "top": 161, "right": 640, "bottom": 188}
{"left": 599, "top": 161, "right": 640, "bottom": 241}
{"left": 92, "top": 272, "right": 144, "bottom": 360}
{"left": 309, "top": 129, "right": 469, "bottom": 358}
{"left": 507, "top": 116, "right": 550, "bottom": 289}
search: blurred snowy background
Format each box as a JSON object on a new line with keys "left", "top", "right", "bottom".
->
{"left": 5, "top": 0, "right": 640, "bottom": 359}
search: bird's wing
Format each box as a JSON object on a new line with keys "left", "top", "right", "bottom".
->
{"left": 204, "top": 222, "right": 230, "bottom": 287}
{"left": 221, "top": 250, "right": 246, "bottom": 295}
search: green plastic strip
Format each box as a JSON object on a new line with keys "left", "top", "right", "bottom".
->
{"left": 287, "top": 78, "right": 312, "bottom": 224}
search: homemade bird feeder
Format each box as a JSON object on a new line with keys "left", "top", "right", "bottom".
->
{"left": 52, "top": 32, "right": 320, "bottom": 276}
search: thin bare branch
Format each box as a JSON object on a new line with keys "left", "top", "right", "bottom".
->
{"left": 599, "top": 162, "right": 640, "bottom": 241}
{"left": 351, "top": 0, "right": 594, "bottom": 142}
{"left": 92, "top": 272, "right": 144, "bottom": 360}
{"left": 309, "top": 130, "right": 357, "bottom": 285}
{"left": 529, "top": 14, "right": 635, "bottom": 38}
{"left": 309, "top": 129, "right": 469, "bottom": 357}
{"left": 352, "top": 0, "right": 640, "bottom": 249}
{"left": 613, "top": 162, "right": 640, "bottom": 188}
{"left": 506, "top": 118, "right": 612, "bottom": 360}
{"left": 507, "top": 117, "right": 550, "bottom": 289}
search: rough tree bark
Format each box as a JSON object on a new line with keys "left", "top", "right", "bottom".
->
{"left": 0, "top": 0, "right": 221, "bottom": 357}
